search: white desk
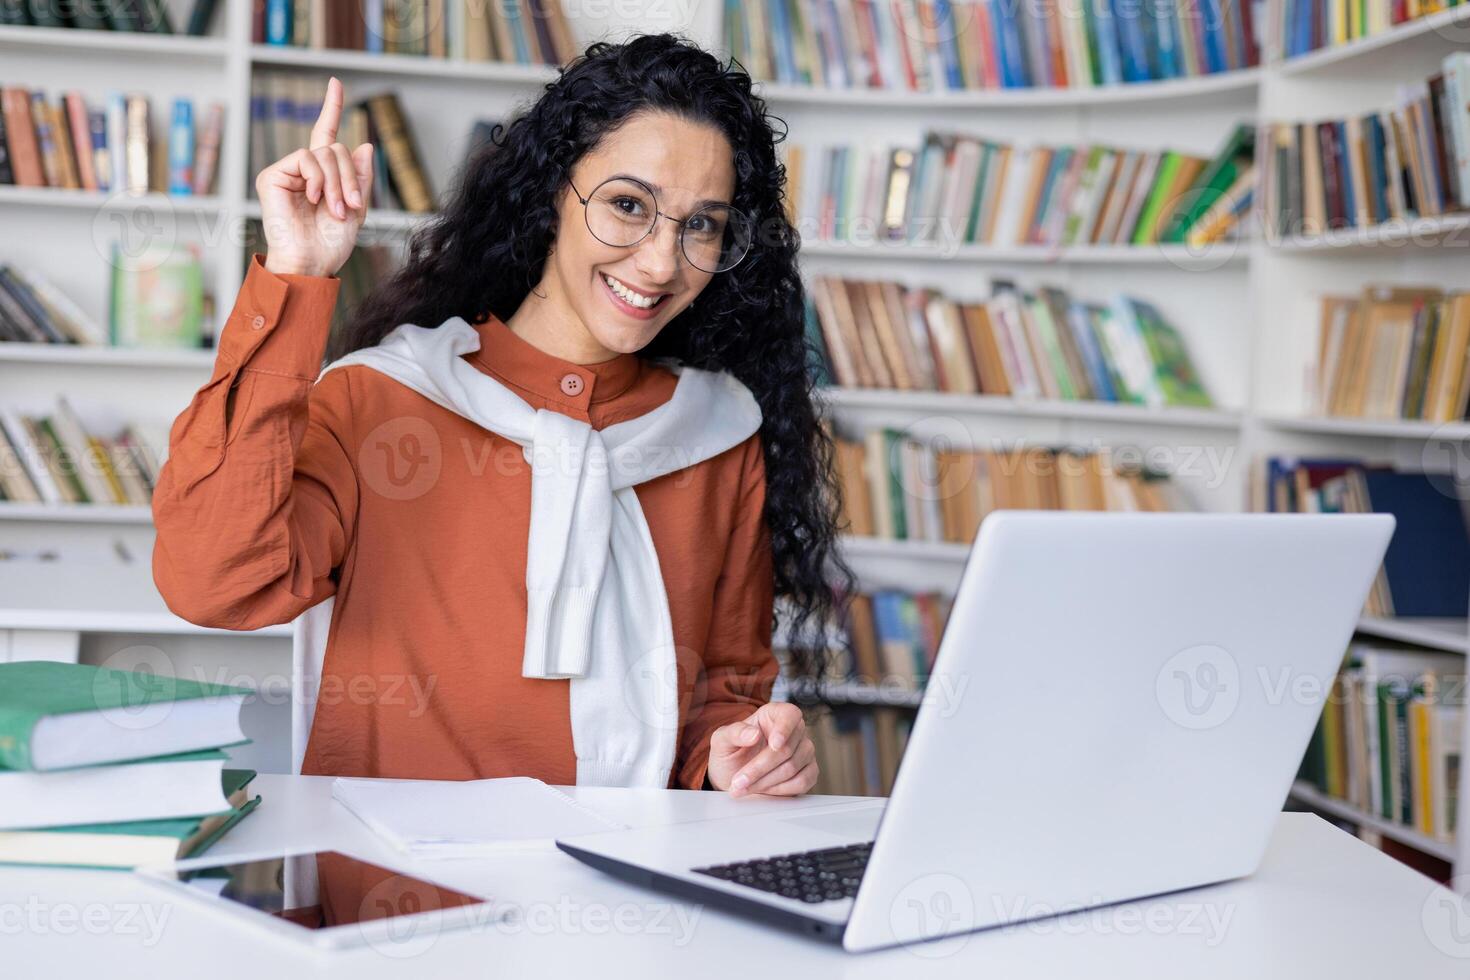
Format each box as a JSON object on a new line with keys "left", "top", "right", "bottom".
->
{"left": 6, "top": 774, "right": 1468, "bottom": 977}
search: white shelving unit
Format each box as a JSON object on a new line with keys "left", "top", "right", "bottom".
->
{"left": 1, "top": 0, "right": 1466, "bottom": 880}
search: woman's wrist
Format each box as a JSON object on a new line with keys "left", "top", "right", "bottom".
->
{"left": 263, "top": 253, "right": 331, "bottom": 278}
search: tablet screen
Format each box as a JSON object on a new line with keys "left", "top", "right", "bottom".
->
{"left": 171, "top": 851, "right": 490, "bottom": 931}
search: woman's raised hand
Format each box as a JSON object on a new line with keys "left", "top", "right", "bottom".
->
{"left": 256, "top": 76, "right": 374, "bottom": 278}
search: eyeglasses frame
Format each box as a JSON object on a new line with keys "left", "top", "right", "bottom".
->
{"left": 566, "top": 173, "right": 752, "bottom": 274}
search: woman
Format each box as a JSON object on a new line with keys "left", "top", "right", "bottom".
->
{"left": 152, "top": 34, "right": 853, "bottom": 798}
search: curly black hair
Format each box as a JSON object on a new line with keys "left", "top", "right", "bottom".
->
{"left": 329, "top": 32, "right": 855, "bottom": 680}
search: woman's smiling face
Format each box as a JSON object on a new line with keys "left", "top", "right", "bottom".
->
{"left": 527, "top": 110, "right": 737, "bottom": 360}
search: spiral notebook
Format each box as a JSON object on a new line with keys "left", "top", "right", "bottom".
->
{"left": 330, "top": 776, "right": 626, "bottom": 857}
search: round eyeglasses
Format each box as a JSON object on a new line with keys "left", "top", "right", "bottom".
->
{"left": 568, "top": 174, "right": 753, "bottom": 274}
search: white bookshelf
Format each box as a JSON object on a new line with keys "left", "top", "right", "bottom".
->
{"left": 1, "top": 0, "right": 1466, "bottom": 882}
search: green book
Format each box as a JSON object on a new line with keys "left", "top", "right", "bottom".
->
{"left": 1127, "top": 301, "right": 1212, "bottom": 407}
{"left": 881, "top": 429, "right": 907, "bottom": 540}
{"left": 1023, "top": 294, "right": 1078, "bottom": 400}
{"left": 1162, "top": 124, "right": 1255, "bottom": 244}
{"left": 35, "top": 417, "right": 88, "bottom": 504}
{"left": 963, "top": 144, "right": 992, "bottom": 244}
{"left": 1130, "top": 152, "right": 1184, "bottom": 247}
{"left": 802, "top": 296, "right": 833, "bottom": 388}
{"left": 0, "top": 770, "right": 260, "bottom": 870}
{"left": 0, "top": 661, "right": 250, "bottom": 772}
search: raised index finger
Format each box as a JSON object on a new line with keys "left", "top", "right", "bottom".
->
{"left": 310, "top": 76, "right": 344, "bottom": 150}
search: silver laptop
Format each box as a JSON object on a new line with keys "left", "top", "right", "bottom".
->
{"left": 557, "top": 512, "right": 1395, "bottom": 952}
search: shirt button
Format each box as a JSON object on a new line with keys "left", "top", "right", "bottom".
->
{"left": 559, "top": 373, "right": 584, "bottom": 396}
{"left": 250, "top": 314, "right": 267, "bottom": 330}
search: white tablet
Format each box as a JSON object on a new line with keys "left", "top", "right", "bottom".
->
{"left": 136, "top": 849, "right": 509, "bottom": 953}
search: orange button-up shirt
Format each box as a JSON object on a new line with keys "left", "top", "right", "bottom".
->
{"left": 151, "top": 253, "right": 778, "bottom": 789}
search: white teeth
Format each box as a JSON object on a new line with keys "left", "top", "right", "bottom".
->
{"left": 603, "top": 274, "right": 661, "bottom": 309}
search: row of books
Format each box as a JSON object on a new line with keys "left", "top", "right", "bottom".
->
{"left": 0, "top": 397, "right": 166, "bottom": 506}
{"left": 252, "top": 0, "right": 580, "bottom": 66}
{"left": 0, "top": 264, "right": 105, "bottom": 345}
{"left": 1298, "top": 642, "right": 1463, "bottom": 845}
{"left": 727, "top": 0, "right": 1260, "bottom": 93}
{"left": 1255, "top": 457, "right": 1470, "bottom": 618}
{"left": 249, "top": 75, "right": 433, "bottom": 212}
{"left": 830, "top": 588, "right": 953, "bottom": 690}
{"left": 0, "top": 0, "right": 220, "bottom": 33}
{"left": 1276, "top": 0, "right": 1458, "bottom": 60}
{"left": 784, "top": 123, "right": 1255, "bottom": 248}
{"left": 1265, "top": 52, "right": 1470, "bottom": 236}
{"left": 807, "top": 275, "right": 1212, "bottom": 407}
{"left": 0, "top": 661, "right": 259, "bottom": 869}
{"left": 808, "top": 706, "right": 913, "bottom": 797}
{"left": 833, "top": 433, "right": 1191, "bottom": 545}
{"left": 0, "top": 87, "right": 223, "bottom": 195}
{"left": 0, "top": 245, "right": 210, "bottom": 349}
{"left": 1300, "top": 288, "right": 1470, "bottom": 423}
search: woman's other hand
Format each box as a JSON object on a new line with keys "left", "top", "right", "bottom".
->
{"left": 708, "top": 702, "right": 818, "bottom": 797}
{"left": 256, "top": 76, "right": 374, "bottom": 278}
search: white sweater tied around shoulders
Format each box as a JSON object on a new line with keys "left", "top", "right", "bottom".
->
{"left": 289, "top": 316, "right": 763, "bottom": 788}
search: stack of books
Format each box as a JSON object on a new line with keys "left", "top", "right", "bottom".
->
{"left": 834, "top": 433, "right": 1192, "bottom": 546}
{"left": 785, "top": 123, "right": 1255, "bottom": 248}
{"left": 253, "top": 0, "right": 579, "bottom": 66}
{"left": 727, "top": 0, "right": 1260, "bottom": 92}
{"left": 0, "top": 661, "right": 260, "bottom": 869}
{"left": 0, "top": 87, "right": 224, "bottom": 196}
{"left": 1255, "top": 457, "right": 1470, "bottom": 618}
{"left": 0, "top": 397, "right": 166, "bottom": 507}
{"left": 1295, "top": 287, "right": 1470, "bottom": 423}
{"left": 1264, "top": 52, "right": 1470, "bottom": 236}
{"left": 250, "top": 75, "right": 432, "bottom": 212}
{"left": 808, "top": 276, "right": 1213, "bottom": 408}
{"left": 1298, "top": 642, "right": 1463, "bottom": 845}
{"left": 0, "top": 0, "right": 221, "bottom": 34}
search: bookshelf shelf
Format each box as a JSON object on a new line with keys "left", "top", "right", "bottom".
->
{"left": 1268, "top": 213, "right": 1470, "bottom": 254}
{"left": 1289, "top": 780, "right": 1458, "bottom": 862}
{"left": 752, "top": 68, "right": 1262, "bottom": 109}
{"left": 1259, "top": 414, "right": 1470, "bottom": 440}
{"left": 1276, "top": 8, "right": 1470, "bottom": 77}
{"left": 0, "top": 24, "right": 230, "bottom": 59}
{"left": 817, "top": 387, "right": 1243, "bottom": 429}
{"left": 0, "top": 604, "right": 291, "bottom": 637}
{"left": 840, "top": 535, "right": 969, "bottom": 564}
{"left": 239, "top": 199, "right": 431, "bottom": 232}
{"left": 1355, "top": 617, "right": 1469, "bottom": 655}
{"left": 248, "top": 44, "right": 560, "bottom": 84}
{"left": 0, "top": 342, "right": 216, "bottom": 369}
{"left": 0, "top": 185, "right": 228, "bottom": 215}
{"left": 0, "top": 503, "right": 155, "bottom": 524}
{"left": 797, "top": 239, "right": 1250, "bottom": 268}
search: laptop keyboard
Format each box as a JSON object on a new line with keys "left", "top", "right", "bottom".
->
{"left": 692, "top": 841, "right": 872, "bottom": 903}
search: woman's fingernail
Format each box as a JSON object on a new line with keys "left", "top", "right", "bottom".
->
{"left": 732, "top": 774, "right": 749, "bottom": 790}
